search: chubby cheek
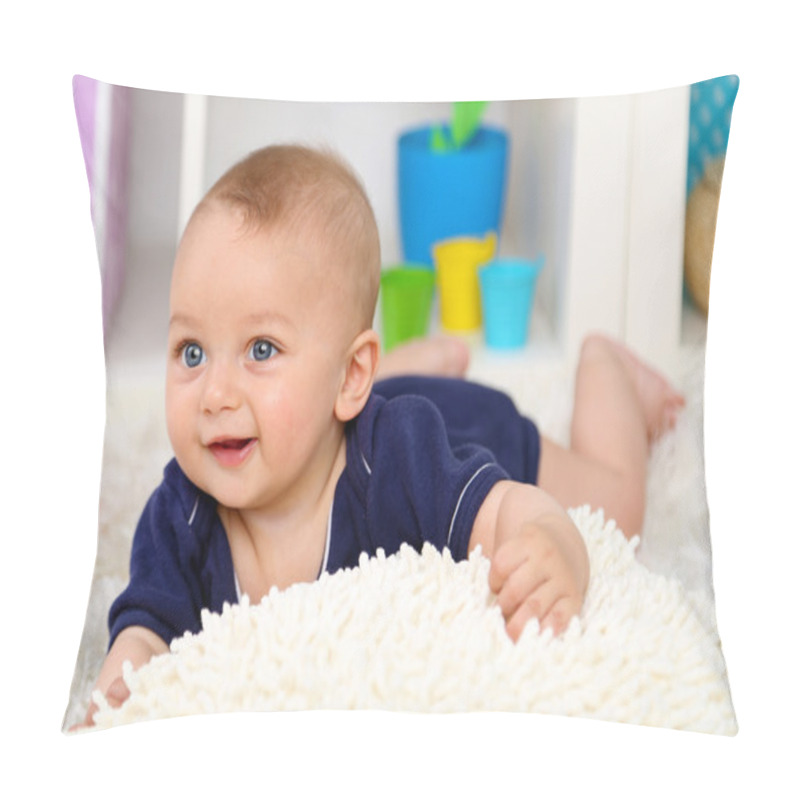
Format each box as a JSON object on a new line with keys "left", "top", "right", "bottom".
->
{"left": 252, "top": 388, "right": 296, "bottom": 450}
{"left": 165, "top": 382, "right": 196, "bottom": 464}
{"left": 254, "top": 380, "right": 326, "bottom": 457}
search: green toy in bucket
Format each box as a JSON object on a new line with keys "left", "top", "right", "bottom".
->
{"left": 431, "top": 101, "right": 488, "bottom": 152}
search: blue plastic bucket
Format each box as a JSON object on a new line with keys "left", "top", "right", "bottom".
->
{"left": 398, "top": 125, "right": 508, "bottom": 267}
{"left": 479, "top": 256, "right": 544, "bottom": 349}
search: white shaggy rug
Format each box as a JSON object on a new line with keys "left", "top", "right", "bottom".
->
{"left": 64, "top": 342, "right": 737, "bottom": 735}
{"left": 89, "top": 508, "right": 734, "bottom": 733}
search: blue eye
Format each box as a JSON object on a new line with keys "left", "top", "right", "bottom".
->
{"left": 182, "top": 343, "right": 206, "bottom": 368}
{"left": 250, "top": 339, "right": 276, "bottom": 362}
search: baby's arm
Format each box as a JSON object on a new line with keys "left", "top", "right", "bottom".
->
{"left": 470, "top": 480, "right": 589, "bottom": 642}
{"left": 76, "top": 626, "right": 168, "bottom": 729}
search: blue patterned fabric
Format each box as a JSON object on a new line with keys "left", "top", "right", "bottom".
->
{"left": 687, "top": 75, "right": 739, "bottom": 194}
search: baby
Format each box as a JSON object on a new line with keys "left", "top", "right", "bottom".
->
{"left": 78, "top": 144, "right": 683, "bottom": 727}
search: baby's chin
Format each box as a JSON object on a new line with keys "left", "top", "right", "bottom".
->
{"left": 202, "top": 480, "right": 260, "bottom": 513}
{"left": 200, "top": 471, "right": 272, "bottom": 513}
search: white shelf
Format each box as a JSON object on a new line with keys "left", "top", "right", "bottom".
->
{"left": 121, "top": 90, "right": 697, "bottom": 383}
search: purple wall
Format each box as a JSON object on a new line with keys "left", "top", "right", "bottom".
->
{"left": 73, "top": 76, "right": 97, "bottom": 199}
{"left": 72, "top": 75, "right": 130, "bottom": 337}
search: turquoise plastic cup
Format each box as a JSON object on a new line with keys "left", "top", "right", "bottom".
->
{"left": 478, "top": 256, "right": 544, "bottom": 349}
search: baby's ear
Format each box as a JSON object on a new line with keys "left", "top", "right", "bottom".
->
{"left": 335, "top": 329, "right": 380, "bottom": 422}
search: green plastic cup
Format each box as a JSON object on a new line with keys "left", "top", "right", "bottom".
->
{"left": 380, "top": 266, "right": 435, "bottom": 352}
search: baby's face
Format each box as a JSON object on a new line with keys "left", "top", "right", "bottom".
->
{"left": 166, "top": 205, "right": 355, "bottom": 512}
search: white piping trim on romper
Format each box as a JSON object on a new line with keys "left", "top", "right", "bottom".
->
{"left": 188, "top": 496, "right": 200, "bottom": 527}
{"left": 360, "top": 451, "right": 372, "bottom": 475}
{"left": 447, "top": 463, "right": 494, "bottom": 549}
{"left": 318, "top": 503, "right": 333, "bottom": 578}
{"left": 191, "top": 493, "right": 242, "bottom": 598}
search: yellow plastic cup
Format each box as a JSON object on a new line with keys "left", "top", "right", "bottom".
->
{"left": 432, "top": 232, "right": 497, "bottom": 332}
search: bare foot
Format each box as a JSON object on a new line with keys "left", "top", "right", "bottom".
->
{"left": 591, "top": 334, "right": 685, "bottom": 442}
{"left": 377, "top": 335, "right": 470, "bottom": 380}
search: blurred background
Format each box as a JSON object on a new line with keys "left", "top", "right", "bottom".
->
{"left": 73, "top": 77, "right": 737, "bottom": 382}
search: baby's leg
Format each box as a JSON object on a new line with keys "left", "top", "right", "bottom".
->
{"left": 377, "top": 335, "right": 470, "bottom": 380}
{"left": 537, "top": 334, "right": 684, "bottom": 539}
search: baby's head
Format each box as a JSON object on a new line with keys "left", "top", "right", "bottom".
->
{"left": 192, "top": 144, "right": 381, "bottom": 331}
{"left": 166, "top": 145, "right": 382, "bottom": 511}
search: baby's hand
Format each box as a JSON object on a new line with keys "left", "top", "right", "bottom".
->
{"left": 69, "top": 676, "right": 131, "bottom": 732}
{"left": 69, "top": 626, "right": 166, "bottom": 732}
{"left": 488, "top": 518, "right": 585, "bottom": 642}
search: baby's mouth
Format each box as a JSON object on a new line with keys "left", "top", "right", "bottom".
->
{"left": 213, "top": 438, "right": 253, "bottom": 450}
{"left": 207, "top": 437, "right": 257, "bottom": 466}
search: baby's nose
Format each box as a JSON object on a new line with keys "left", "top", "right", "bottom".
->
{"left": 201, "top": 361, "right": 241, "bottom": 414}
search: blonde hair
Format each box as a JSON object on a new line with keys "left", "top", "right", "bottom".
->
{"left": 193, "top": 144, "right": 381, "bottom": 329}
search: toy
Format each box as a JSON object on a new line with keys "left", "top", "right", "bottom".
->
{"left": 430, "top": 101, "right": 489, "bottom": 152}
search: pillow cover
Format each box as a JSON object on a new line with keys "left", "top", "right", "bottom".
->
{"left": 64, "top": 75, "right": 738, "bottom": 736}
